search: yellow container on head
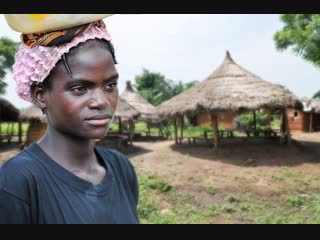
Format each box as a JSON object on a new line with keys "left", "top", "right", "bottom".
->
{"left": 4, "top": 14, "right": 113, "bottom": 34}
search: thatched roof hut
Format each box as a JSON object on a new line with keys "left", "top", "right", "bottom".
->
{"left": 20, "top": 105, "right": 47, "bottom": 122}
{"left": 114, "top": 97, "right": 140, "bottom": 121}
{"left": 121, "top": 81, "right": 159, "bottom": 123}
{"left": 158, "top": 51, "right": 302, "bottom": 119}
{"left": 287, "top": 98, "right": 320, "bottom": 133}
{"left": 19, "top": 105, "right": 47, "bottom": 149}
{"left": 158, "top": 51, "right": 303, "bottom": 148}
{"left": 0, "top": 97, "right": 19, "bottom": 122}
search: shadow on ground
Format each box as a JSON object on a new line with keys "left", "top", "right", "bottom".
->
{"left": 169, "top": 138, "right": 320, "bottom": 167}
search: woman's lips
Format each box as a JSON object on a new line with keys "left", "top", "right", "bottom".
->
{"left": 85, "top": 118, "right": 111, "bottom": 126}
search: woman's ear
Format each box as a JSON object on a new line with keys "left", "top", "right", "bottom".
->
{"left": 30, "top": 83, "right": 48, "bottom": 110}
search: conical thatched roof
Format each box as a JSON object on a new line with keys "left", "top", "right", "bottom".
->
{"left": 158, "top": 51, "right": 303, "bottom": 118}
{"left": 114, "top": 97, "right": 140, "bottom": 120}
{"left": 20, "top": 105, "right": 47, "bottom": 122}
{"left": 121, "top": 81, "right": 159, "bottom": 122}
{"left": 0, "top": 97, "right": 19, "bottom": 122}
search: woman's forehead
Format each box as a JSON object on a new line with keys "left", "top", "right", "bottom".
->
{"left": 51, "top": 47, "right": 117, "bottom": 84}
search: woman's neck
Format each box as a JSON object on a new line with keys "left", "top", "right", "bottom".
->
{"left": 37, "top": 126, "right": 98, "bottom": 171}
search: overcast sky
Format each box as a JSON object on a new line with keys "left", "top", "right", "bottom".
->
{"left": 1, "top": 14, "right": 319, "bottom": 109}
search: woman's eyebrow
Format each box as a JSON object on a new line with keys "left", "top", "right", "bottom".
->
{"left": 65, "top": 74, "right": 119, "bottom": 87}
{"left": 65, "top": 80, "right": 94, "bottom": 88}
{"left": 104, "top": 73, "right": 119, "bottom": 83}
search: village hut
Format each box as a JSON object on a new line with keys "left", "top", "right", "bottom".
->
{"left": 158, "top": 51, "right": 303, "bottom": 148}
{"left": 19, "top": 105, "right": 47, "bottom": 149}
{"left": 121, "top": 80, "right": 161, "bottom": 136}
{"left": 287, "top": 98, "right": 320, "bottom": 133}
{"left": 0, "top": 97, "right": 21, "bottom": 144}
{"left": 113, "top": 97, "right": 140, "bottom": 144}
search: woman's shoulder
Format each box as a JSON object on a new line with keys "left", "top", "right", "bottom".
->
{"left": 1, "top": 148, "right": 36, "bottom": 175}
{"left": 0, "top": 149, "right": 38, "bottom": 203}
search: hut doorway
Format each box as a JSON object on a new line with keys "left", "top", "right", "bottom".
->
{"left": 313, "top": 113, "right": 320, "bottom": 131}
{"left": 308, "top": 112, "right": 320, "bottom": 132}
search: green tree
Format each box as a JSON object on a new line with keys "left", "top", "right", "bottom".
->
{"left": 134, "top": 69, "right": 198, "bottom": 106}
{"left": 183, "top": 80, "right": 199, "bottom": 91}
{"left": 0, "top": 37, "right": 18, "bottom": 94}
{"left": 313, "top": 90, "right": 320, "bottom": 100}
{"left": 274, "top": 14, "right": 320, "bottom": 67}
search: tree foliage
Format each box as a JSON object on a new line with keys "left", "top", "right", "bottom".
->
{"left": 274, "top": 14, "right": 320, "bottom": 67}
{"left": 134, "top": 68, "right": 199, "bottom": 106}
{"left": 313, "top": 90, "right": 320, "bottom": 100}
{"left": 0, "top": 37, "right": 19, "bottom": 94}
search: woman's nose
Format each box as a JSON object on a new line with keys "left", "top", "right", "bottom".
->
{"left": 88, "top": 89, "right": 110, "bottom": 110}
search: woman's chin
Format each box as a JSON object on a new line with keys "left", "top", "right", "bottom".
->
{"left": 87, "top": 129, "right": 109, "bottom": 140}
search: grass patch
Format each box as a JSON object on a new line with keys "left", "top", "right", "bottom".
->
{"left": 282, "top": 169, "right": 299, "bottom": 179}
{"left": 272, "top": 175, "right": 285, "bottom": 182}
{"left": 142, "top": 175, "right": 172, "bottom": 193}
{"left": 137, "top": 171, "right": 320, "bottom": 224}
{"left": 204, "top": 186, "right": 216, "bottom": 195}
{"left": 138, "top": 174, "right": 210, "bottom": 224}
{"left": 226, "top": 194, "right": 241, "bottom": 204}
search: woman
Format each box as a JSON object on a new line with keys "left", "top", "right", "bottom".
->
{"left": 0, "top": 17, "right": 139, "bottom": 224}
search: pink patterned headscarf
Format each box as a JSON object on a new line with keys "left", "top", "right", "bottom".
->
{"left": 13, "top": 23, "right": 112, "bottom": 102}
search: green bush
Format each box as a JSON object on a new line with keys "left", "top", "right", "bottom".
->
{"left": 235, "top": 110, "right": 270, "bottom": 131}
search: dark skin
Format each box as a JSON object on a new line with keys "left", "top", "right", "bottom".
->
{"left": 31, "top": 43, "right": 119, "bottom": 186}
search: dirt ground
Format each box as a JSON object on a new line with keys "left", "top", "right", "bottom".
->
{"left": 127, "top": 133, "right": 320, "bottom": 207}
{"left": 1, "top": 132, "right": 320, "bottom": 207}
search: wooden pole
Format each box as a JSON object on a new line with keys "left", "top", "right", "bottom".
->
{"left": 266, "top": 109, "right": 272, "bottom": 136}
{"left": 0, "top": 119, "right": 2, "bottom": 144}
{"left": 281, "top": 109, "right": 290, "bottom": 144}
{"left": 285, "top": 109, "right": 291, "bottom": 143}
{"left": 18, "top": 120, "right": 22, "bottom": 143}
{"left": 129, "top": 119, "right": 134, "bottom": 145}
{"left": 180, "top": 115, "right": 184, "bottom": 140}
{"left": 253, "top": 110, "right": 257, "bottom": 132}
{"left": 119, "top": 117, "right": 123, "bottom": 134}
{"left": 310, "top": 111, "right": 313, "bottom": 133}
{"left": 0, "top": 106, "right": 2, "bottom": 144}
{"left": 280, "top": 110, "right": 285, "bottom": 144}
{"left": 210, "top": 112, "right": 219, "bottom": 149}
{"left": 148, "top": 122, "right": 151, "bottom": 137}
{"left": 173, "top": 118, "right": 178, "bottom": 144}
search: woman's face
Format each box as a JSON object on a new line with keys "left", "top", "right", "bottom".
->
{"left": 43, "top": 44, "right": 119, "bottom": 140}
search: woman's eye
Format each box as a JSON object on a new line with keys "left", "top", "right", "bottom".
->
{"left": 104, "top": 82, "right": 118, "bottom": 91}
{"left": 71, "top": 87, "right": 87, "bottom": 95}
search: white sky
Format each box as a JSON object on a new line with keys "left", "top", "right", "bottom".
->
{"left": 0, "top": 14, "right": 319, "bottom": 109}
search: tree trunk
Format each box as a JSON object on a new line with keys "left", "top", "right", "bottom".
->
{"left": 210, "top": 112, "right": 219, "bottom": 149}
